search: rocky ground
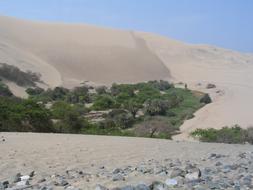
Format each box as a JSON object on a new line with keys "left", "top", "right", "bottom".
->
{"left": 0, "top": 133, "right": 253, "bottom": 190}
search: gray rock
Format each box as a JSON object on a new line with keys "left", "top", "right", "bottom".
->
{"left": 95, "top": 185, "right": 108, "bottom": 190}
{"left": 135, "top": 184, "right": 150, "bottom": 190}
{"left": 185, "top": 169, "right": 201, "bottom": 182}
{"left": 206, "top": 83, "right": 216, "bottom": 89}
{"left": 170, "top": 168, "right": 185, "bottom": 178}
{"left": 149, "top": 181, "right": 168, "bottom": 190}
{"left": 112, "top": 168, "right": 123, "bottom": 174}
{"left": 1, "top": 181, "right": 9, "bottom": 189}
{"left": 207, "top": 181, "right": 220, "bottom": 189}
{"left": 112, "top": 174, "right": 125, "bottom": 181}
{"left": 16, "top": 180, "right": 29, "bottom": 186}
{"left": 215, "top": 162, "right": 223, "bottom": 166}
{"left": 120, "top": 186, "right": 135, "bottom": 190}
{"left": 165, "top": 178, "right": 177, "bottom": 187}
{"left": 39, "top": 185, "right": 53, "bottom": 190}
{"left": 13, "top": 173, "right": 21, "bottom": 183}
{"left": 37, "top": 178, "right": 46, "bottom": 183}
{"left": 29, "top": 171, "right": 35, "bottom": 178}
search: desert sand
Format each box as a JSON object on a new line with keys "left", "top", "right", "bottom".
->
{"left": 0, "top": 15, "right": 253, "bottom": 138}
{"left": 0, "top": 133, "right": 252, "bottom": 189}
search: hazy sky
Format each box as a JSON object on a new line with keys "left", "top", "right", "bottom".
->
{"left": 0, "top": 0, "right": 252, "bottom": 52}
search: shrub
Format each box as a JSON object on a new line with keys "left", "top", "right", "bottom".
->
{"left": 148, "top": 80, "right": 173, "bottom": 91}
{"left": 26, "top": 87, "right": 44, "bottom": 96}
{"left": 92, "top": 95, "right": 117, "bottom": 110}
{"left": 0, "top": 97, "right": 53, "bottom": 132}
{"left": 0, "top": 82, "right": 13, "bottom": 97}
{"left": 191, "top": 125, "right": 253, "bottom": 144}
{"left": 134, "top": 116, "right": 177, "bottom": 139}
{"left": 124, "top": 100, "right": 142, "bottom": 118}
{"left": 67, "top": 86, "right": 90, "bottom": 103}
{"left": 200, "top": 94, "right": 212, "bottom": 104}
{"left": 95, "top": 86, "right": 108, "bottom": 95}
{"left": 108, "top": 109, "right": 134, "bottom": 129}
{"left": 145, "top": 99, "right": 169, "bottom": 116}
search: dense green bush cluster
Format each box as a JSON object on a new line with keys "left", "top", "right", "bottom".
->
{"left": 191, "top": 126, "right": 253, "bottom": 144}
{"left": 0, "top": 97, "right": 53, "bottom": 132}
{"left": 0, "top": 63, "right": 41, "bottom": 87}
{"left": 0, "top": 80, "right": 210, "bottom": 139}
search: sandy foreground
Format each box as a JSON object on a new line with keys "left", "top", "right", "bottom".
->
{"left": 0, "top": 133, "right": 252, "bottom": 189}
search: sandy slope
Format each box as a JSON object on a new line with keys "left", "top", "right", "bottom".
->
{"left": 0, "top": 16, "right": 170, "bottom": 88}
{"left": 0, "top": 16, "right": 253, "bottom": 138}
{"left": 139, "top": 33, "right": 253, "bottom": 139}
{"left": 0, "top": 133, "right": 252, "bottom": 188}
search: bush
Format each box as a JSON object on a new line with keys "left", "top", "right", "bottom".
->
{"left": 107, "top": 109, "right": 134, "bottom": 129}
{"left": 134, "top": 116, "right": 177, "bottom": 139}
{"left": 191, "top": 125, "right": 253, "bottom": 144}
{"left": 145, "top": 99, "right": 169, "bottom": 116}
{"left": 92, "top": 95, "right": 117, "bottom": 110}
{"left": 0, "top": 82, "right": 13, "bottom": 97}
{"left": 148, "top": 80, "right": 173, "bottom": 91}
{"left": 26, "top": 87, "right": 44, "bottom": 96}
{"left": 0, "top": 97, "right": 53, "bottom": 132}
{"left": 95, "top": 86, "right": 108, "bottom": 95}
{"left": 200, "top": 94, "right": 212, "bottom": 104}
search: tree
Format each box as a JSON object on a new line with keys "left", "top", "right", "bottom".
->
{"left": 145, "top": 99, "right": 169, "bottom": 116}
{"left": 92, "top": 95, "right": 116, "bottom": 110}
{"left": 95, "top": 86, "right": 107, "bottom": 95}
{"left": 67, "top": 86, "right": 90, "bottom": 103}
{"left": 26, "top": 87, "right": 44, "bottom": 96}
{"left": 124, "top": 100, "right": 142, "bottom": 118}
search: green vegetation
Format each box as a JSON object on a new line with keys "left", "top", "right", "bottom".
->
{"left": 0, "top": 81, "right": 13, "bottom": 97}
{"left": 191, "top": 125, "right": 253, "bottom": 144}
{"left": 0, "top": 63, "right": 41, "bottom": 87}
{"left": 0, "top": 80, "right": 209, "bottom": 139}
{"left": 0, "top": 97, "right": 53, "bottom": 132}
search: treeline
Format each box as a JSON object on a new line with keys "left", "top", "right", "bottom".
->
{"left": 1, "top": 80, "right": 211, "bottom": 139}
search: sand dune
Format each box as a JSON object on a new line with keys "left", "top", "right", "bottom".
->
{"left": 0, "top": 15, "right": 253, "bottom": 138}
{"left": 0, "top": 16, "right": 170, "bottom": 88}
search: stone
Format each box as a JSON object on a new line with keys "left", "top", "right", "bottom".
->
{"left": 112, "top": 174, "right": 125, "bottom": 181}
{"left": 16, "top": 180, "right": 29, "bottom": 186}
{"left": 185, "top": 169, "right": 201, "bottom": 181}
{"left": 165, "top": 179, "right": 177, "bottom": 187}
{"left": 135, "top": 184, "right": 150, "bottom": 190}
{"left": 215, "top": 162, "right": 223, "bottom": 166}
{"left": 170, "top": 168, "right": 185, "bottom": 178}
{"left": 13, "top": 173, "right": 21, "bottom": 183}
{"left": 112, "top": 168, "right": 123, "bottom": 174}
{"left": 206, "top": 83, "right": 216, "bottom": 89}
{"left": 59, "top": 179, "right": 69, "bottom": 186}
{"left": 29, "top": 171, "right": 35, "bottom": 178}
{"left": 39, "top": 185, "right": 53, "bottom": 190}
{"left": 120, "top": 186, "right": 135, "bottom": 190}
{"left": 37, "top": 178, "right": 46, "bottom": 183}
{"left": 95, "top": 185, "right": 108, "bottom": 190}
{"left": 20, "top": 176, "right": 30, "bottom": 181}
{"left": 150, "top": 181, "right": 168, "bottom": 190}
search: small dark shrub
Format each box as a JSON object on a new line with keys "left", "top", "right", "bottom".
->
{"left": 200, "top": 94, "right": 212, "bottom": 104}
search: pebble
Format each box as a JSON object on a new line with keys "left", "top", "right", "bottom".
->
{"left": 1, "top": 152, "right": 253, "bottom": 190}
